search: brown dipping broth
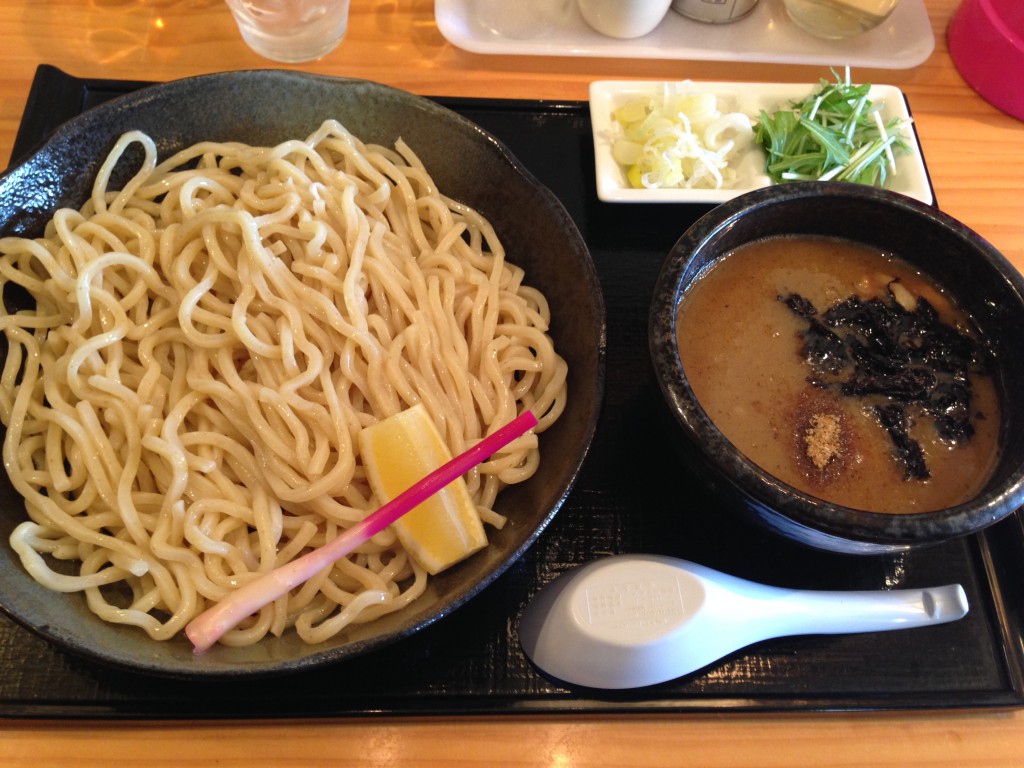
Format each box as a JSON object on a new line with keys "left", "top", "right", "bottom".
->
{"left": 676, "top": 235, "right": 1001, "bottom": 514}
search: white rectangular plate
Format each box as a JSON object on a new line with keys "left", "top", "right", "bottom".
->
{"left": 589, "top": 80, "right": 933, "bottom": 205}
{"left": 435, "top": 0, "right": 935, "bottom": 70}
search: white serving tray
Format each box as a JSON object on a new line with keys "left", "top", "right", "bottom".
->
{"left": 435, "top": 0, "right": 935, "bottom": 70}
{"left": 589, "top": 80, "right": 933, "bottom": 205}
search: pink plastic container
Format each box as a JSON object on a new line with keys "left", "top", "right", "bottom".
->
{"left": 948, "top": 0, "right": 1024, "bottom": 121}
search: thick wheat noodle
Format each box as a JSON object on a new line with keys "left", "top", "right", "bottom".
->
{"left": 0, "top": 121, "right": 567, "bottom": 647}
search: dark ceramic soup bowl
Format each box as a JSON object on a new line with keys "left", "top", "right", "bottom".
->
{"left": 649, "top": 181, "right": 1024, "bottom": 554}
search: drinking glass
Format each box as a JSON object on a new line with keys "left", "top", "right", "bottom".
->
{"left": 224, "top": 0, "right": 350, "bottom": 62}
{"left": 782, "top": 0, "right": 902, "bottom": 39}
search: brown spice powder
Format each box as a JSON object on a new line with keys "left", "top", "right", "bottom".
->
{"left": 804, "top": 413, "right": 843, "bottom": 471}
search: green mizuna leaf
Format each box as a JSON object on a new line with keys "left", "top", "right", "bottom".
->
{"left": 754, "top": 69, "right": 911, "bottom": 188}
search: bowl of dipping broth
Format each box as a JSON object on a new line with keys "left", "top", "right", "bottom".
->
{"left": 649, "top": 181, "right": 1024, "bottom": 554}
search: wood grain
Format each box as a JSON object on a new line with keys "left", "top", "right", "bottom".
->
{"left": 1, "top": 0, "right": 1023, "bottom": 764}
{"left": 3, "top": 712, "right": 1024, "bottom": 767}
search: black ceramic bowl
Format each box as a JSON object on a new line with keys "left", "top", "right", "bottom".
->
{"left": 649, "top": 181, "right": 1024, "bottom": 555}
{"left": 0, "top": 71, "right": 605, "bottom": 676}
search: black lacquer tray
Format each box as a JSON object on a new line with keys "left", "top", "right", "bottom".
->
{"left": 1, "top": 65, "right": 1022, "bottom": 719}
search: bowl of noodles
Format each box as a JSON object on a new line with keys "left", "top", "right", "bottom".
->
{"left": 0, "top": 71, "right": 605, "bottom": 676}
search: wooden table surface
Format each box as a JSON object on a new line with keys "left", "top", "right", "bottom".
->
{"left": 1, "top": 0, "right": 1023, "bottom": 765}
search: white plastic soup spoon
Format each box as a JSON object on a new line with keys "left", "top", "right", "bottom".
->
{"left": 518, "top": 554, "right": 968, "bottom": 689}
